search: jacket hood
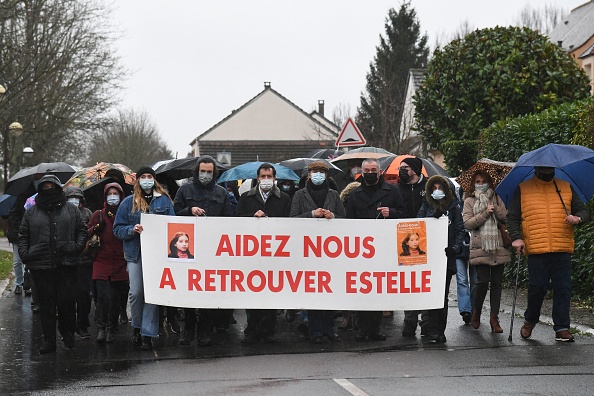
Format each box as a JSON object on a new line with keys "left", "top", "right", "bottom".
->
{"left": 340, "top": 181, "right": 361, "bottom": 202}
{"left": 425, "top": 175, "right": 454, "bottom": 212}
{"left": 37, "top": 174, "right": 63, "bottom": 191}
{"left": 63, "top": 185, "right": 84, "bottom": 198}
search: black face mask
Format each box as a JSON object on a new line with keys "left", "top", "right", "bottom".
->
{"left": 535, "top": 171, "right": 555, "bottom": 182}
{"left": 399, "top": 169, "right": 411, "bottom": 184}
{"left": 363, "top": 172, "right": 379, "bottom": 185}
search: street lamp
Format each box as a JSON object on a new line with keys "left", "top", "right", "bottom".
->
{"left": 3, "top": 120, "right": 24, "bottom": 189}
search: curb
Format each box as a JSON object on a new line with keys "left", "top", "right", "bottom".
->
{"left": 499, "top": 303, "right": 594, "bottom": 336}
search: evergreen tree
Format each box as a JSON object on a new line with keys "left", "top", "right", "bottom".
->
{"left": 356, "top": 2, "right": 429, "bottom": 153}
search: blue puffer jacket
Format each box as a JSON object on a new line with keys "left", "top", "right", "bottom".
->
{"left": 113, "top": 191, "right": 175, "bottom": 262}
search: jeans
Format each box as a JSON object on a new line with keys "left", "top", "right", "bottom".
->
{"left": 524, "top": 253, "right": 571, "bottom": 332}
{"left": 12, "top": 244, "right": 23, "bottom": 286}
{"left": 455, "top": 258, "right": 472, "bottom": 314}
{"left": 127, "top": 258, "right": 159, "bottom": 337}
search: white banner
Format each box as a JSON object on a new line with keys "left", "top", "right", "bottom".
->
{"left": 140, "top": 214, "right": 448, "bottom": 310}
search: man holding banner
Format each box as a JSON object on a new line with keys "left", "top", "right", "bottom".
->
{"left": 346, "top": 158, "right": 407, "bottom": 341}
{"left": 237, "top": 163, "right": 292, "bottom": 344}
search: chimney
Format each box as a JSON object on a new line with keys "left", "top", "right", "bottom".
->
{"left": 318, "top": 100, "right": 325, "bottom": 116}
{"left": 557, "top": 41, "right": 563, "bottom": 47}
{"left": 264, "top": 82, "right": 271, "bottom": 89}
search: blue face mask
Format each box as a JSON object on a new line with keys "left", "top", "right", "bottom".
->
{"left": 431, "top": 189, "right": 446, "bottom": 200}
{"left": 281, "top": 185, "right": 292, "bottom": 192}
{"left": 106, "top": 194, "right": 120, "bottom": 206}
{"left": 139, "top": 179, "right": 154, "bottom": 191}
{"left": 310, "top": 172, "right": 326, "bottom": 186}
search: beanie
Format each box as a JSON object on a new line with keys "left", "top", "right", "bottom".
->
{"left": 136, "top": 165, "right": 156, "bottom": 179}
{"left": 402, "top": 157, "right": 423, "bottom": 176}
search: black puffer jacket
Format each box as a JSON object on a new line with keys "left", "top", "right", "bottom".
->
{"left": 18, "top": 200, "right": 87, "bottom": 270}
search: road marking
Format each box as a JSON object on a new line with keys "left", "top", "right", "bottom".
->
{"left": 333, "top": 378, "right": 370, "bottom": 396}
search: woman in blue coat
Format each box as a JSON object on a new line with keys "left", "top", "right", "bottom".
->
{"left": 113, "top": 166, "right": 175, "bottom": 350}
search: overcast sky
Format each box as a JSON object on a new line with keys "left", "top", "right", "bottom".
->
{"left": 112, "top": 0, "right": 587, "bottom": 159}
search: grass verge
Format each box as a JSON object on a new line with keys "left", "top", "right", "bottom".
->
{"left": 0, "top": 250, "right": 13, "bottom": 281}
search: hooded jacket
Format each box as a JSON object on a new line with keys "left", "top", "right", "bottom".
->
{"left": 417, "top": 175, "right": 465, "bottom": 273}
{"left": 17, "top": 178, "right": 87, "bottom": 270}
{"left": 89, "top": 182, "right": 128, "bottom": 281}
{"left": 64, "top": 185, "right": 94, "bottom": 266}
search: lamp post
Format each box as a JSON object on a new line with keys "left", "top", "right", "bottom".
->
{"left": 22, "top": 146, "right": 34, "bottom": 167}
{"left": 3, "top": 121, "right": 23, "bottom": 189}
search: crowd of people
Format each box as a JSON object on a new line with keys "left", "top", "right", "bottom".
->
{"left": 8, "top": 155, "right": 589, "bottom": 354}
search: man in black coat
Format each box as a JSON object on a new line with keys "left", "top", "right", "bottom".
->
{"left": 18, "top": 175, "right": 87, "bottom": 354}
{"left": 174, "top": 155, "right": 234, "bottom": 346}
{"left": 346, "top": 158, "right": 407, "bottom": 341}
{"left": 237, "top": 163, "right": 291, "bottom": 343}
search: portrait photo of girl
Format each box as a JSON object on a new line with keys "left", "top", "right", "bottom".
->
{"left": 168, "top": 231, "right": 194, "bottom": 259}
{"left": 400, "top": 232, "right": 426, "bottom": 256}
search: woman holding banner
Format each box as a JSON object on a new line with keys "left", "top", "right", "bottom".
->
{"left": 290, "top": 161, "right": 346, "bottom": 343}
{"left": 113, "top": 166, "right": 175, "bottom": 350}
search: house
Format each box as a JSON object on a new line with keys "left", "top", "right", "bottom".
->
{"left": 190, "top": 83, "right": 340, "bottom": 166}
{"left": 548, "top": 0, "right": 594, "bottom": 93}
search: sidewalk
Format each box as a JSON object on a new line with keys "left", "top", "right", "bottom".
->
{"left": 1, "top": 235, "right": 592, "bottom": 335}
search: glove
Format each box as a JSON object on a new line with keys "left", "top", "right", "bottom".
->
{"left": 445, "top": 247, "right": 457, "bottom": 257}
{"left": 94, "top": 220, "right": 106, "bottom": 234}
{"left": 433, "top": 209, "right": 444, "bottom": 219}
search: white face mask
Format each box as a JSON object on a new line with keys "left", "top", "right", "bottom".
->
{"left": 106, "top": 194, "right": 120, "bottom": 206}
{"left": 431, "top": 189, "right": 446, "bottom": 200}
{"left": 350, "top": 166, "right": 361, "bottom": 178}
{"left": 475, "top": 183, "right": 489, "bottom": 192}
{"left": 259, "top": 179, "right": 274, "bottom": 191}
{"left": 67, "top": 197, "right": 80, "bottom": 206}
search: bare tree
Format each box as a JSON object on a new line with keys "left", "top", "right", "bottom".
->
{"left": 514, "top": 4, "right": 567, "bottom": 34}
{"left": 433, "top": 19, "right": 476, "bottom": 50}
{"left": 87, "top": 108, "right": 172, "bottom": 170}
{"left": 0, "top": 0, "right": 125, "bottom": 177}
{"left": 332, "top": 102, "right": 352, "bottom": 129}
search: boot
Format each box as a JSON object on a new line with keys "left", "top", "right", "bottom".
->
{"left": 338, "top": 313, "right": 354, "bottom": 330}
{"left": 490, "top": 312, "right": 503, "bottom": 333}
{"left": 471, "top": 309, "right": 481, "bottom": 329}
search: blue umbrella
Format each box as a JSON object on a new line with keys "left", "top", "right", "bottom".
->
{"left": 0, "top": 194, "right": 17, "bottom": 217}
{"left": 495, "top": 144, "right": 594, "bottom": 206}
{"left": 217, "top": 162, "right": 300, "bottom": 183}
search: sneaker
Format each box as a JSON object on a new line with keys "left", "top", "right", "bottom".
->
{"left": 14, "top": 285, "right": 23, "bottom": 295}
{"left": 31, "top": 304, "right": 39, "bottom": 313}
{"left": 461, "top": 312, "right": 471, "bottom": 324}
{"left": 520, "top": 322, "right": 536, "bottom": 339}
{"left": 131, "top": 328, "right": 142, "bottom": 346}
{"left": 78, "top": 328, "right": 90, "bottom": 340}
{"left": 141, "top": 336, "right": 152, "bottom": 350}
{"left": 62, "top": 332, "right": 75, "bottom": 349}
{"left": 328, "top": 332, "right": 341, "bottom": 342}
{"left": 555, "top": 330, "right": 575, "bottom": 342}
{"left": 24, "top": 288, "right": 32, "bottom": 296}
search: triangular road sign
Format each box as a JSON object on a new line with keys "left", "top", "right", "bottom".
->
{"left": 336, "top": 118, "right": 366, "bottom": 147}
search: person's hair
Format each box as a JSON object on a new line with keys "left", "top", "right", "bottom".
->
{"left": 169, "top": 232, "right": 192, "bottom": 257}
{"left": 257, "top": 163, "right": 276, "bottom": 177}
{"left": 468, "top": 170, "right": 494, "bottom": 194}
{"left": 132, "top": 178, "right": 171, "bottom": 212}
{"left": 194, "top": 155, "right": 219, "bottom": 178}
{"left": 362, "top": 158, "right": 381, "bottom": 171}
{"left": 400, "top": 232, "right": 425, "bottom": 256}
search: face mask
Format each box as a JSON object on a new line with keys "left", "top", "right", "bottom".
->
{"left": 431, "top": 189, "right": 446, "bottom": 200}
{"left": 362, "top": 172, "right": 379, "bottom": 185}
{"left": 475, "top": 184, "right": 489, "bottom": 192}
{"left": 259, "top": 179, "right": 274, "bottom": 191}
{"left": 198, "top": 171, "right": 213, "bottom": 185}
{"left": 535, "top": 171, "right": 555, "bottom": 182}
{"left": 310, "top": 172, "right": 326, "bottom": 186}
{"left": 350, "top": 166, "right": 361, "bottom": 178}
{"left": 67, "top": 197, "right": 80, "bottom": 206}
{"left": 399, "top": 169, "right": 411, "bottom": 184}
{"left": 139, "top": 179, "right": 154, "bottom": 191}
{"left": 106, "top": 194, "right": 120, "bottom": 206}
{"left": 281, "top": 185, "right": 292, "bottom": 192}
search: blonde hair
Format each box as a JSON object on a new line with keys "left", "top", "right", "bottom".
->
{"left": 132, "top": 180, "right": 171, "bottom": 212}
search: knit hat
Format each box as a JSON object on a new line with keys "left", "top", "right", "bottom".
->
{"left": 37, "top": 174, "right": 63, "bottom": 191}
{"left": 402, "top": 157, "right": 423, "bottom": 176}
{"left": 136, "top": 165, "right": 156, "bottom": 179}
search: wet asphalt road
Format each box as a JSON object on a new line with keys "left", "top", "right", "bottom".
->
{"left": 1, "top": 283, "right": 594, "bottom": 396}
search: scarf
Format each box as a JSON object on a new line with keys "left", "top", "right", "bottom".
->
{"left": 306, "top": 180, "right": 329, "bottom": 208}
{"left": 35, "top": 188, "right": 66, "bottom": 210}
{"left": 473, "top": 188, "right": 499, "bottom": 253}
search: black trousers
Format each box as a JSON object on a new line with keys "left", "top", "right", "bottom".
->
{"left": 246, "top": 309, "right": 277, "bottom": 337}
{"left": 427, "top": 271, "right": 454, "bottom": 336}
{"left": 356, "top": 311, "right": 383, "bottom": 335}
{"left": 76, "top": 265, "right": 93, "bottom": 331}
{"left": 474, "top": 264, "right": 504, "bottom": 313}
{"left": 95, "top": 279, "right": 128, "bottom": 330}
{"left": 30, "top": 267, "right": 77, "bottom": 343}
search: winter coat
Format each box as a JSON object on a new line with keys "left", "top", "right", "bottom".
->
{"left": 462, "top": 193, "right": 511, "bottom": 266}
{"left": 174, "top": 178, "right": 234, "bottom": 217}
{"left": 113, "top": 191, "right": 175, "bottom": 262}
{"left": 417, "top": 175, "right": 465, "bottom": 273}
{"left": 397, "top": 175, "right": 427, "bottom": 219}
{"left": 290, "top": 183, "right": 346, "bottom": 218}
{"left": 89, "top": 183, "right": 128, "bottom": 281}
{"left": 346, "top": 177, "right": 407, "bottom": 220}
{"left": 339, "top": 181, "right": 361, "bottom": 209}
{"left": 237, "top": 185, "right": 291, "bottom": 218}
{"left": 17, "top": 201, "right": 87, "bottom": 270}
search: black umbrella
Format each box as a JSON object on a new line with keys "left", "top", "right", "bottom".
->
{"left": 305, "top": 148, "right": 345, "bottom": 160}
{"left": 278, "top": 158, "right": 343, "bottom": 177}
{"left": 5, "top": 162, "right": 76, "bottom": 197}
{"left": 155, "top": 157, "right": 229, "bottom": 180}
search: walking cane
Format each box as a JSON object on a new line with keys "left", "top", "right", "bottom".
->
{"left": 508, "top": 250, "right": 522, "bottom": 342}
